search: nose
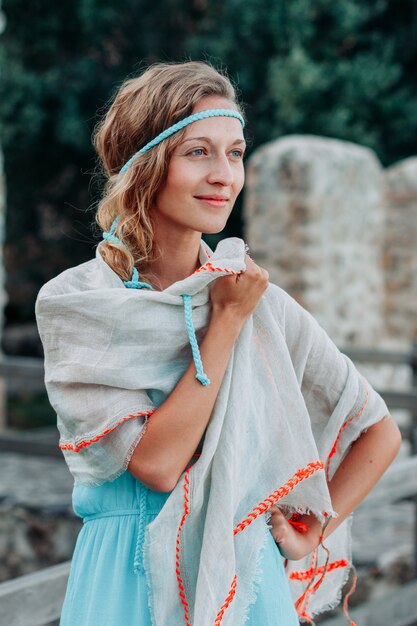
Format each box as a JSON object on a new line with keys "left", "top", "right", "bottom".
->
{"left": 207, "top": 154, "right": 234, "bottom": 187}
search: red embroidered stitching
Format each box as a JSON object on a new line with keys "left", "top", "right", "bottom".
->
{"left": 326, "top": 380, "right": 369, "bottom": 480}
{"left": 294, "top": 550, "right": 318, "bottom": 619}
{"left": 288, "top": 519, "right": 309, "bottom": 534}
{"left": 294, "top": 552, "right": 347, "bottom": 621}
{"left": 192, "top": 261, "right": 240, "bottom": 275}
{"left": 214, "top": 574, "right": 238, "bottom": 625}
{"left": 176, "top": 469, "right": 192, "bottom": 626}
{"left": 289, "top": 558, "right": 349, "bottom": 581}
{"left": 176, "top": 461, "right": 324, "bottom": 625}
{"left": 59, "top": 409, "right": 156, "bottom": 452}
{"left": 287, "top": 512, "right": 309, "bottom": 534}
{"left": 309, "top": 537, "right": 330, "bottom": 597}
{"left": 233, "top": 461, "right": 325, "bottom": 535}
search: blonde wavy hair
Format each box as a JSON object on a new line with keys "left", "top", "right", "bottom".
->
{"left": 93, "top": 61, "right": 244, "bottom": 286}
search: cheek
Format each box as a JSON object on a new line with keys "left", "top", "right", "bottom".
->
{"left": 158, "top": 174, "right": 186, "bottom": 204}
{"left": 165, "top": 161, "right": 201, "bottom": 194}
{"left": 235, "top": 166, "right": 245, "bottom": 193}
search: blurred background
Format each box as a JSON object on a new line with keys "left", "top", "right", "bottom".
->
{"left": 1, "top": 1, "right": 417, "bottom": 625}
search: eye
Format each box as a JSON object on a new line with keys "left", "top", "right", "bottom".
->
{"left": 230, "top": 149, "right": 244, "bottom": 158}
{"left": 188, "top": 148, "right": 206, "bottom": 156}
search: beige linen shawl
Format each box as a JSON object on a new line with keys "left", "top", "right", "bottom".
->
{"left": 35, "top": 236, "right": 388, "bottom": 625}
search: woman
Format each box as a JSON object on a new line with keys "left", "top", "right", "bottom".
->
{"left": 35, "top": 61, "right": 401, "bottom": 626}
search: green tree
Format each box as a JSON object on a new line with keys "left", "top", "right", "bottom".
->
{"left": 0, "top": 0, "right": 416, "bottom": 331}
{"left": 185, "top": 0, "right": 417, "bottom": 163}
{"left": 0, "top": 0, "right": 207, "bottom": 323}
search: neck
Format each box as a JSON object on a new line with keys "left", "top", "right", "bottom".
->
{"left": 143, "top": 227, "right": 203, "bottom": 291}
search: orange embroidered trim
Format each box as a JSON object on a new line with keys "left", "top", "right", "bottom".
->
{"left": 175, "top": 468, "right": 192, "bottom": 626}
{"left": 295, "top": 549, "right": 345, "bottom": 622}
{"left": 192, "top": 261, "right": 240, "bottom": 275}
{"left": 176, "top": 461, "right": 324, "bottom": 625}
{"left": 233, "top": 461, "right": 324, "bottom": 536}
{"left": 59, "top": 409, "right": 156, "bottom": 452}
{"left": 288, "top": 513, "right": 309, "bottom": 534}
{"left": 326, "top": 380, "right": 369, "bottom": 480}
{"left": 214, "top": 574, "right": 238, "bottom": 625}
{"left": 297, "top": 610, "right": 314, "bottom": 623}
{"left": 295, "top": 550, "right": 318, "bottom": 620}
{"left": 288, "top": 519, "right": 309, "bottom": 534}
{"left": 289, "top": 558, "right": 349, "bottom": 582}
{"left": 309, "top": 538, "right": 330, "bottom": 598}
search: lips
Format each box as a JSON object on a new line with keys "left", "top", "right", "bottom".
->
{"left": 195, "top": 195, "right": 230, "bottom": 208}
{"left": 195, "top": 195, "right": 230, "bottom": 201}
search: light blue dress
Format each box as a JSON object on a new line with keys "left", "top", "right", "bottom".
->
{"left": 59, "top": 471, "right": 300, "bottom": 625}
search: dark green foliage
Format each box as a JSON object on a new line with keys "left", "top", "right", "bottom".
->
{"left": 8, "top": 392, "right": 56, "bottom": 429}
{"left": 1, "top": 0, "right": 416, "bottom": 328}
{"left": 185, "top": 0, "right": 417, "bottom": 162}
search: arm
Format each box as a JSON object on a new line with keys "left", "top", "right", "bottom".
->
{"left": 128, "top": 256, "right": 270, "bottom": 492}
{"left": 270, "top": 414, "right": 401, "bottom": 560}
{"left": 128, "top": 308, "right": 244, "bottom": 492}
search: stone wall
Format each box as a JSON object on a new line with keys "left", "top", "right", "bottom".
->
{"left": 384, "top": 157, "right": 417, "bottom": 342}
{"left": 244, "top": 135, "right": 386, "bottom": 347}
{"left": 0, "top": 453, "right": 81, "bottom": 582}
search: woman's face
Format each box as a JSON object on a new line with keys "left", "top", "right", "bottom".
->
{"left": 152, "top": 95, "right": 246, "bottom": 236}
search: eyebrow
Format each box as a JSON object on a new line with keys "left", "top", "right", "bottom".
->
{"left": 180, "top": 136, "right": 246, "bottom": 146}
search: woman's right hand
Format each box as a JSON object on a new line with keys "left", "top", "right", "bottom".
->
{"left": 209, "top": 255, "right": 269, "bottom": 322}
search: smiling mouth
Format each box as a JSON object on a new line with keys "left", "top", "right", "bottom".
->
{"left": 195, "top": 196, "right": 230, "bottom": 205}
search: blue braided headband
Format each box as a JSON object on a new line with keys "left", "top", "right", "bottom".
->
{"left": 119, "top": 108, "right": 245, "bottom": 174}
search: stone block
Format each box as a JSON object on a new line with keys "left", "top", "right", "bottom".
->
{"left": 244, "top": 135, "right": 386, "bottom": 346}
{"left": 384, "top": 157, "right": 417, "bottom": 341}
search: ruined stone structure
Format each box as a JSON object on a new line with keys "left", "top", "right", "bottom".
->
{"left": 243, "top": 135, "right": 387, "bottom": 347}
{"left": 384, "top": 157, "right": 417, "bottom": 342}
{"left": 0, "top": 453, "right": 80, "bottom": 582}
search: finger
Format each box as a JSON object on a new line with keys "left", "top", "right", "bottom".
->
{"left": 269, "top": 510, "right": 287, "bottom": 529}
{"left": 270, "top": 505, "right": 285, "bottom": 516}
{"left": 244, "top": 254, "right": 256, "bottom": 267}
{"left": 244, "top": 257, "right": 268, "bottom": 279}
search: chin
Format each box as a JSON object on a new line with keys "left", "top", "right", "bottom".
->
{"left": 201, "top": 224, "right": 228, "bottom": 235}
{"left": 199, "top": 217, "right": 230, "bottom": 235}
